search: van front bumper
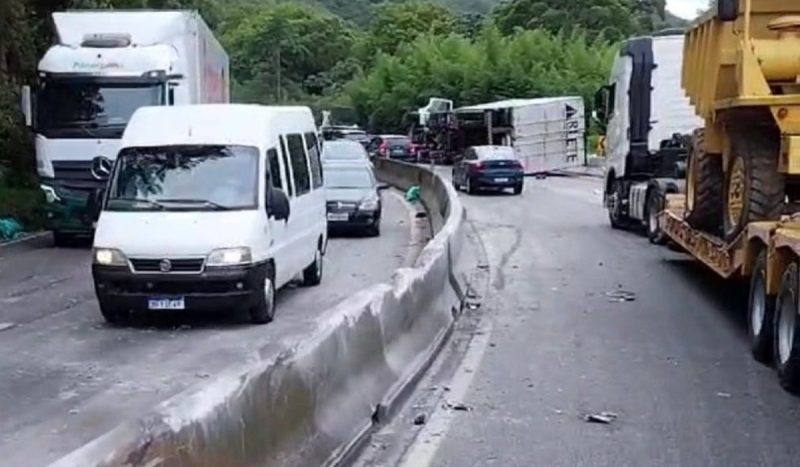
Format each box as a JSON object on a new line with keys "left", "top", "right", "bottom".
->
{"left": 92, "top": 263, "right": 268, "bottom": 312}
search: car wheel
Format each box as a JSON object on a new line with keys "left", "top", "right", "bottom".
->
{"left": 466, "top": 177, "right": 476, "bottom": 195}
{"left": 99, "top": 301, "right": 129, "bottom": 326}
{"left": 513, "top": 183, "right": 523, "bottom": 195}
{"left": 249, "top": 271, "right": 276, "bottom": 324}
{"left": 302, "top": 246, "right": 324, "bottom": 287}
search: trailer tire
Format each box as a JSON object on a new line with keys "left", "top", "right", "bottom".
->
{"left": 685, "top": 129, "right": 723, "bottom": 233}
{"left": 717, "top": 0, "right": 738, "bottom": 21}
{"left": 749, "top": 250, "right": 776, "bottom": 364}
{"left": 775, "top": 261, "right": 800, "bottom": 393}
{"left": 646, "top": 187, "right": 667, "bottom": 245}
{"left": 724, "top": 129, "right": 784, "bottom": 242}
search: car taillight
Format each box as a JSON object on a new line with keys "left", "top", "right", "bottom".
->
{"left": 511, "top": 160, "right": 523, "bottom": 170}
{"left": 470, "top": 162, "right": 485, "bottom": 172}
{"left": 379, "top": 143, "right": 388, "bottom": 155}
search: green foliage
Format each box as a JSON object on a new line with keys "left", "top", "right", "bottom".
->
{"left": 364, "top": 3, "right": 459, "bottom": 56}
{"left": 349, "top": 26, "right": 616, "bottom": 131}
{"left": 492, "top": 0, "right": 670, "bottom": 40}
{"left": 223, "top": 3, "right": 357, "bottom": 103}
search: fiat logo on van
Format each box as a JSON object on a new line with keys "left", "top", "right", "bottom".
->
{"left": 159, "top": 259, "right": 172, "bottom": 273}
{"left": 91, "top": 156, "right": 113, "bottom": 180}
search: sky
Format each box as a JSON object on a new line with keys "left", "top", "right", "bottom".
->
{"left": 667, "top": 0, "right": 706, "bottom": 19}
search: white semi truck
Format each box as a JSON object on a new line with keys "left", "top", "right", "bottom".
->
{"left": 595, "top": 31, "right": 702, "bottom": 242}
{"left": 20, "top": 10, "right": 229, "bottom": 245}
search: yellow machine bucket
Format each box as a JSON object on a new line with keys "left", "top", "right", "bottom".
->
{"left": 683, "top": 1, "right": 800, "bottom": 173}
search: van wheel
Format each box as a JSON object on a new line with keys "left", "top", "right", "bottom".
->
{"left": 646, "top": 187, "right": 667, "bottom": 245}
{"left": 99, "top": 301, "right": 129, "bottom": 326}
{"left": 250, "top": 273, "right": 276, "bottom": 324}
{"left": 302, "top": 247, "right": 324, "bottom": 286}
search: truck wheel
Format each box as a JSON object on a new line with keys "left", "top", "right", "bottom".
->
{"left": 749, "top": 250, "right": 775, "bottom": 364}
{"left": 302, "top": 246, "right": 324, "bottom": 286}
{"left": 646, "top": 187, "right": 667, "bottom": 245}
{"left": 53, "top": 231, "right": 73, "bottom": 248}
{"left": 607, "top": 179, "right": 629, "bottom": 229}
{"left": 775, "top": 261, "right": 800, "bottom": 392}
{"left": 717, "top": 0, "right": 738, "bottom": 21}
{"left": 723, "top": 130, "right": 784, "bottom": 242}
{"left": 685, "top": 129, "right": 723, "bottom": 233}
{"left": 250, "top": 271, "right": 276, "bottom": 324}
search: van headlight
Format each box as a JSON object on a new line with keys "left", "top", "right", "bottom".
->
{"left": 93, "top": 248, "right": 128, "bottom": 266}
{"left": 207, "top": 247, "right": 252, "bottom": 267}
{"left": 359, "top": 196, "right": 379, "bottom": 211}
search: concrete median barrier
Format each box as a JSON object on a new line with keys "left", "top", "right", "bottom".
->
{"left": 49, "top": 159, "right": 467, "bottom": 467}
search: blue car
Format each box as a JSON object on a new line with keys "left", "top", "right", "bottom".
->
{"left": 452, "top": 146, "right": 525, "bottom": 195}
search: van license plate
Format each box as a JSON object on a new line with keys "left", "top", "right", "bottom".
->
{"left": 327, "top": 213, "right": 349, "bottom": 222}
{"left": 148, "top": 297, "right": 185, "bottom": 310}
{"left": 495, "top": 177, "right": 509, "bottom": 183}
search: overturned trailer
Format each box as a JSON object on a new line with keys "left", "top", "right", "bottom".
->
{"left": 454, "top": 97, "right": 586, "bottom": 174}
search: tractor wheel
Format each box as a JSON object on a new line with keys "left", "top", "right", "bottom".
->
{"left": 723, "top": 128, "right": 784, "bottom": 242}
{"left": 684, "top": 129, "right": 723, "bottom": 233}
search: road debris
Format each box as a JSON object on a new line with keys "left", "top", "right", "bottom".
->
{"left": 444, "top": 401, "right": 473, "bottom": 412}
{"left": 0, "top": 322, "right": 16, "bottom": 332}
{"left": 584, "top": 411, "right": 618, "bottom": 424}
{"left": 606, "top": 290, "right": 637, "bottom": 302}
{"left": 716, "top": 392, "right": 732, "bottom": 398}
{"left": 413, "top": 414, "right": 427, "bottom": 425}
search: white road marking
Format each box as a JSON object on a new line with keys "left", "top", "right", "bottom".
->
{"left": 398, "top": 317, "right": 494, "bottom": 467}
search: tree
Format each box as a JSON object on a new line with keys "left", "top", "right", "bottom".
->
{"left": 364, "top": 2, "right": 458, "bottom": 56}
{"left": 223, "top": 3, "right": 357, "bottom": 102}
{"left": 491, "top": 0, "right": 665, "bottom": 40}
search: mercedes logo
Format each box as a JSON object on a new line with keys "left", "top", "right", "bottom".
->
{"left": 159, "top": 259, "right": 172, "bottom": 273}
{"left": 90, "top": 156, "right": 113, "bottom": 180}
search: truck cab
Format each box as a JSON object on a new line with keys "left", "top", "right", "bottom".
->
{"left": 21, "top": 11, "right": 228, "bottom": 246}
{"left": 595, "top": 32, "right": 702, "bottom": 240}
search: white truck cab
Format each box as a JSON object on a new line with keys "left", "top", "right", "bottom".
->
{"left": 91, "top": 104, "right": 327, "bottom": 325}
{"left": 595, "top": 32, "right": 702, "bottom": 240}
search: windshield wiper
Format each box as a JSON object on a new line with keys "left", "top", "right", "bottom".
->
{"left": 157, "top": 199, "right": 233, "bottom": 211}
{"left": 108, "top": 198, "right": 165, "bottom": 210}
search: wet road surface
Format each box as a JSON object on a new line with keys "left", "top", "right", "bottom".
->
{"left": 358, "top": 173, "right": 800, "bottom": 467}
{"left": 0, "top": 191, "right": 421, "bottom": 467}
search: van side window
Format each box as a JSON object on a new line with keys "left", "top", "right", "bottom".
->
{"left": 266, "top": 148, "right": 282, "bottom": 190}
{"left": 305, "top": 132, "right": 323, "bottom": 189}
{"left": 287, "top": 134, "right": 310, "bottom": 196}
{"left": 279, "top": 136, "right": 294, "bottom": 197}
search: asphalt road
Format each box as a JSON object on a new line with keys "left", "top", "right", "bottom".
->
{"left": 0, "top": 191, "right": 422, "bottom": 467}
{"left": 358, "top": 172, "right": 800, "bottom": 467}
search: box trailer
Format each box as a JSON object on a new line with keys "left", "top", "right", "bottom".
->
{"left": 453, "top": 97, "right": 586, "bottom": 174}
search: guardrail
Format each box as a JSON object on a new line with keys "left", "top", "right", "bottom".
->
{"left": 50, "top": 159, "right": 467, "bottom": 467}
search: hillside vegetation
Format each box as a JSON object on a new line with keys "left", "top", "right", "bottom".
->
{"left": 0, "top": 0, "right": 684, "bottom": 225}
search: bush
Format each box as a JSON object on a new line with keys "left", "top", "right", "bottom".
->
{"left": 0, "top": 185, "right": 44, "bottom": 230}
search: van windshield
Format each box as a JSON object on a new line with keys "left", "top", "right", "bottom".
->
{"left": 106, "top": 145, "right": 259, "bottom": 212}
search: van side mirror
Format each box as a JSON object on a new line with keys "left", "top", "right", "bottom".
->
{"left": 21, "top": 86, "right": 33, "bottom": 127}
{"left": 88, "top": 187, "right": 107, "bottom": 222}
{"left": 267, "top": 187, "right": 290, "bottom": 221}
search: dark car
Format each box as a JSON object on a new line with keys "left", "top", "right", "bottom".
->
{"left": 452, "top": 146, "right": 524, "bottom": 195}
{"left": 368, "top": 135, "right": 415, "bottom": 162}
{"left": 324, "top": 163, "right": 388, "bottom": 236}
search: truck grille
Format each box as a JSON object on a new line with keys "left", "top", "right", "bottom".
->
{"left": 52, "top": 161, "right": 106, "bottom": 190}
{"left": 129, "top": 258, "right": 205, "bottom": 274}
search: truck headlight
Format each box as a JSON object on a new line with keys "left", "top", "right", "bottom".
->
{"left": 93, "top": 248, "right": 128, "bottom": 266}
{"left": 207, "top": 247, "right": 252, "bottom": 267}
{"left": 359, "top": 196, "right": 379, "bottom": 211}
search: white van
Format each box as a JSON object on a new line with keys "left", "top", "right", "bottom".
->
{"left": 91, "top": 104, "right": 327, "bottom": 325}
